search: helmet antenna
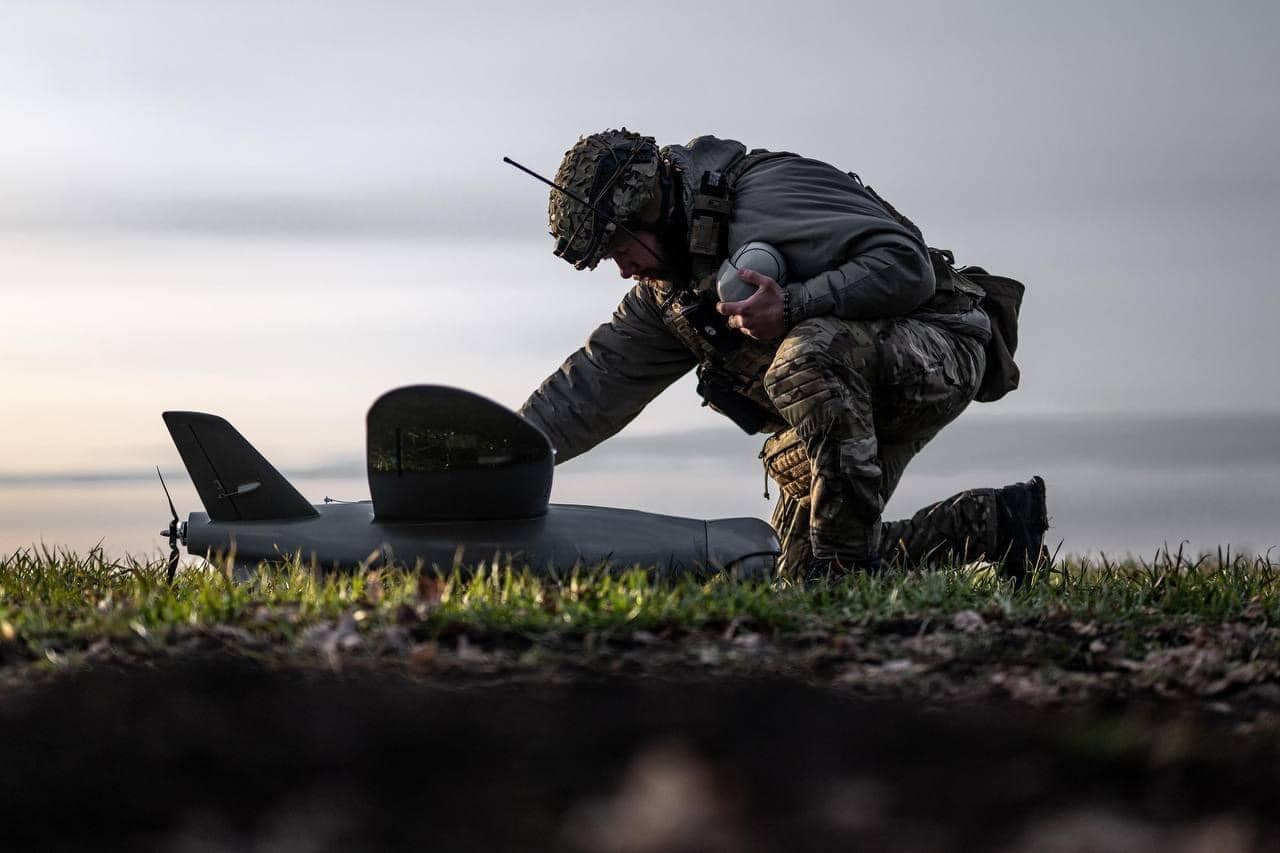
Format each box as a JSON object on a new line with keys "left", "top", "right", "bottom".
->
{"left": 502, "top": 156, "right": 667, "bottom": 269}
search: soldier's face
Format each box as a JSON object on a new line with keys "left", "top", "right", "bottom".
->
{"left": 604, "top": 231, "right": 666, "bottom": 280}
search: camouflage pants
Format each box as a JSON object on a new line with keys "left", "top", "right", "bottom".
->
{"left": 761, "top": 316, "right": 997, "bottom": 573}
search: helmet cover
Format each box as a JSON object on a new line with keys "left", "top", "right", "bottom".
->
{"left": 547, "top": 128, "right": 660, "bottom": 270}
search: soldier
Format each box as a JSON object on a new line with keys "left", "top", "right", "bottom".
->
{"left": 518, "top": 129, "right": 1048, "bottom": 578}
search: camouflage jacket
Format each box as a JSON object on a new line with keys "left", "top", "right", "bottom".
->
{"left": 520, "top": 136, "right": 989, "bottom": 463}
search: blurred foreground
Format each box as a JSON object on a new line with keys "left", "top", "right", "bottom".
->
{"left": 1, "top": 663, "right": 1275, "bottom": 852}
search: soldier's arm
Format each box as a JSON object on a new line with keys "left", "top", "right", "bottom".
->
{"left": 519, "top": 283, "right": 696, "bottom": 464}
{"left": 731, "top": 156, "right": 936, "bottom": 323}
{"left": 789, "top": 238, "right": 934, "bottom": 323}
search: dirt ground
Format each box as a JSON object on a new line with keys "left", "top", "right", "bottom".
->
{"left": 2, "top": 648, "right": 1278, "bottom": 852}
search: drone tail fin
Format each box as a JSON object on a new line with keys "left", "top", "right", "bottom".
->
{"left": 162, "top": 412, "right": 319, "bottom": 522}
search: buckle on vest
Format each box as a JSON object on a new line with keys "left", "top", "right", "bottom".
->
{"left": 700, "top": 170, "right": 726, "bottom": 196}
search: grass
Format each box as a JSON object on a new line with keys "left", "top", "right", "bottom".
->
{"left": 7, "top": 548, "right": 1279, "bottom": 847}
{"left": 1, "top": 545, "right": 1277, "bottom": 659}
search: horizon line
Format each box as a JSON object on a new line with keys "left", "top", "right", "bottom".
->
{"left": 4, "top": 410, "right": 1279, "bottom": 486}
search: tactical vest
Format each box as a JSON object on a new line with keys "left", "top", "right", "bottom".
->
{"left": 651, "top": 149, "right": 791, "bottom": 435}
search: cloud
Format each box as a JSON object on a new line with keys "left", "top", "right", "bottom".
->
{"left": 0, "top": 187, "right": 541, "bottom": 241}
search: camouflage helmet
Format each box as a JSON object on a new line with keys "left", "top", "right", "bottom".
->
{"left": 547, "top": 128, "right": 660, "bottom": 270}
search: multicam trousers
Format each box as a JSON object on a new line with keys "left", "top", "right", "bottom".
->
{"left": 760, "top": 316, "right": 998, "bottom": 574}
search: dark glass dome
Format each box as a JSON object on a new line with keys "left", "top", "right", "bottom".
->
{"left": 366, "top": 386, "right": 553, "bottom": 522}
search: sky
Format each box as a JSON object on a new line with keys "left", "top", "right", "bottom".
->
{"left": 1, "top": 1, "right": 1278, "bottom": 553}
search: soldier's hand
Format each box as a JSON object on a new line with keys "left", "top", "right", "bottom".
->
{"left": 716, "top": 268, "right": 786, "bottom": 342}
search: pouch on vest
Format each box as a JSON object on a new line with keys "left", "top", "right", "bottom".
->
{"left": 679, "top": 294, "right": 742, "bottom": 355}
{"left": 696, "top": 364, "right": 774, "bottom": 435}
{"left": 761, "top": 430, "right": 810, "bottom": 499}
{"left": 956, "top": 265, "right": 1024, "bottom": 402}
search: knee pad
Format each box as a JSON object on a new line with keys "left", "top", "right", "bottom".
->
{"left": 764, "top": 319, "right": 880, "bottom": 422}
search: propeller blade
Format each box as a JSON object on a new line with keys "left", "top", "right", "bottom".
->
{"left": 156, "top": 466, "right": 178, "bottom": 522}
{"left": 157, "top": 466, "right": 182, "bottom": 583}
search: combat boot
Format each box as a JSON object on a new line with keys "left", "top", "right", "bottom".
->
{"left": 995, "top": 475, "right": 1049, "bottom": 580}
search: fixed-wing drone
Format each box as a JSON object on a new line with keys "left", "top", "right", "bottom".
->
{"left": 160, "top": 385, "right": 780, "bottom": 579}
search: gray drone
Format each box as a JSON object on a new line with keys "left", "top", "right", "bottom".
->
{"left": 159, "top": 385, "right": 779, "bottom": 580}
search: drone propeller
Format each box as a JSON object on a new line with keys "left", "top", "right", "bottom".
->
{"left": 156, "top": 466, "right": 183, "bottom": 582}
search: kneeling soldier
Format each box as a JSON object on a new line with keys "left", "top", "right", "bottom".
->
{"left": 518, "top": 129, "right": 1048, "bottom": 578}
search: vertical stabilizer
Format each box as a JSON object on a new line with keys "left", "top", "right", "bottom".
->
{"left": 162, "top": 411, "right": 318, "bottom": 522}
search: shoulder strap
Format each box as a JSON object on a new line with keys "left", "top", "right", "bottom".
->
{"left": 687, "top": 166, "right": 737, "bottom": 285}
{"left": 687, "top": 149, "right": 794, "bottom": 287}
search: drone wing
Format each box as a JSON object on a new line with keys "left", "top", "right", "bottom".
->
{"left": 162, "top": 411, "right": 318, "bottom": 522}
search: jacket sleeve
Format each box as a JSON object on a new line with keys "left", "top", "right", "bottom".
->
{"left": 789, "top": 239, "right": 934, "bottom": 323}
{"left": 518, "top": 283, "right": 697, "bottom": 464}
{"left": 728, "top": 155, "right": 936, "bottom": 323}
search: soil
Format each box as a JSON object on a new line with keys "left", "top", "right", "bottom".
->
{"left": 2, "top": 654, "right": 1278, "bottom": 852}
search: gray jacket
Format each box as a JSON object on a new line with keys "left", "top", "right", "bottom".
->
{"left": 520, "top": 136, "right": 988, "bottom": 463}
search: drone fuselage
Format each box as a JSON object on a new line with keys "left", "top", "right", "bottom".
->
{"left": 183, "top": 500, "right": 776, "bottom": 577}
{"left": 166, "top": 385, "right": 780, "bottom": 578}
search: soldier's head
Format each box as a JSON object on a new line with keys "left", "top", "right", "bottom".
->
{"left": 547, "top": 128, "right": 669, "bottom": 276}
